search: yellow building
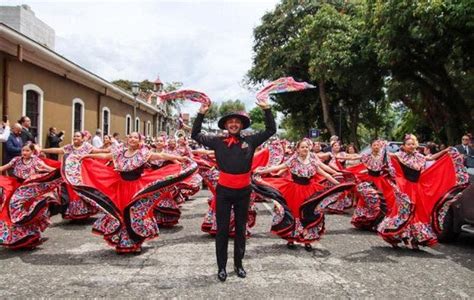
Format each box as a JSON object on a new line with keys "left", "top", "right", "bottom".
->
{"left": 0, "top": 22, "right": 175, "bottom": 161}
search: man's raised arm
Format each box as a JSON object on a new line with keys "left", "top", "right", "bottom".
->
{"left": 247, "top": 103, "right": 276, "bottom": 148}
{"left": 191, "top": 103, "right": 217, "bottom": 149}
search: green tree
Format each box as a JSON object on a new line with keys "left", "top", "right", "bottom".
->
{"left": 366, "top": 0, "right": 474, "bottom": 143}
{"left": 205, "top": 102, "right": 220, "bottom": 129}
{"left": 218, "top": 100, "right": 246, "bottom": 116}
{"left": 112, "top": 79, "right": 132, "bottom": 91}
{"left": 248, "top": 0, "right": 385, "bottom": 147}
{"left": 248, "top": 106, "right": 277, "bottom": 131}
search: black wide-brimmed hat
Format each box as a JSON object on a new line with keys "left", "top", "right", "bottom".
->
{"left": 218, "top": 112, "right": 251, "bottom": 130}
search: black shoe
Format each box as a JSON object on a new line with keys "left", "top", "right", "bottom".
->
{"left": 304, "top": 243, "right": 313, "bottom": 252}
{"left": 287, "top": 242, "right": 296, "bottom": 249}
{"left": 234, "top": 266, "right": 247, "bottom": 278}
{"left": 217, "top": 269, "right": 227, "bottom": 282}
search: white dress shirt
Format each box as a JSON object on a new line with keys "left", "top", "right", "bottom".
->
{"left": 0, "top": 126, "right": 11, "bottom": 142}
{"left": 92, "top": 135, "right": 103, "bottom": 148}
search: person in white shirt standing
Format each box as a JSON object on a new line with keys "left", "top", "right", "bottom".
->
{"left": 92, "top": 129, "right": 103, "bottom": 149}
{"left": 0, "top": 120, "right": 11, "bottom": 142}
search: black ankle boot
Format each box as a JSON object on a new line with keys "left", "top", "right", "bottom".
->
{"left": 304, "top": 243, "right": 313, "bottom": 252}
{"left": 234, "top": 266, "right": 247, "bottom": 278}
{"left": 287, "top": 241, "right": 296, "bottom": 249}
{"left": 217, "top": 269, "right": 227, "bottom": 282}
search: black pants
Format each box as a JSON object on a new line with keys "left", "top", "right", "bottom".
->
{"left": 215, "top": 184, "right": 251, "bottom": 270}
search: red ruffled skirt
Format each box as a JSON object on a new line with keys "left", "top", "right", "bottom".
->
{"left": 377, "top": 151, "right": 469, "bottom": 247}
{"left": 73, "top": 158, "right": 198, "bottom": 253}
{"left": 42, "top": 157, "right": 99, "bottom": 220}
{"left": 0, "top": 170, "right": 62, "bottom": 249}
{"left": 252, "top": 173, "right": 355, "bottom": 243}
{"left": 348, "top": 163, "right": 398, "bottom": 230}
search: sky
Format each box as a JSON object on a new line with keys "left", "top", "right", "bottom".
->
{"left": 4, "top": 0, "right": 279, "bottom": 113}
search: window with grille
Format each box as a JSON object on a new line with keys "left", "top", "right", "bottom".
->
{"left": 126, "top": 115, "right": 132, "bottom": 135}
{"left": 25, "top": 90, "right": 39, "bottom": 139}
{"left": 102, "top": 107, "right": 110, "bottom": 135}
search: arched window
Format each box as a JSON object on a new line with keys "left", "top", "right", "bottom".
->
{"left": 102, "top": 107, "right": 111, "bottom": 135}
{"left": 135, "top": 117, "right": 140, "bottom": 133}
{"left": 22, "top": 84, "right": 44, "bottom": 145}
{"left": 146, "top": 121, "right": 152, "bottom": 137}
{"left": 72, "top": 98, "right": 85, "bottom": 135}
{"left": 125, "top": 114, "right": 132, "bottom": 135}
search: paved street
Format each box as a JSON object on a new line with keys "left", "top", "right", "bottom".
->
{"left": 0, "top": 190, "right": 473, "bottom": 298}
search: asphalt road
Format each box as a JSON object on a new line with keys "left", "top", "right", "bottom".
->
{"left": 0, "top": 190, "right": 473, "bottom": 298}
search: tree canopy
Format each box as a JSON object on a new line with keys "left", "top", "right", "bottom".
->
{"left": 247, "top": 0, "right": 473, "bottom": 145}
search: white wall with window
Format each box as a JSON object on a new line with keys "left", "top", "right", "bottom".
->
{"left": 22, "top": 83, "right": 44, "bottom": 145}
{"left": 102, "top": 107, "right": 111, "bottom": 135}
{"left": 71, "top": 98, "right": 85, "bottom": 135}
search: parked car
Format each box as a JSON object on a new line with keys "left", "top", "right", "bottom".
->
{"left": 437, "top": 180, "right": 474, "bottom": 242}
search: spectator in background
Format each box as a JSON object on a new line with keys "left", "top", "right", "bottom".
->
{"left": 423, "top": 142, "right": 439, "bottom": 169}
{"left": 46, "top": 127, "right": 65, "bottom": 160}
{"left": 92, "top": 129, "right": 103, "bottom": 148}
{"left": 455, "top": 135, "right": 474, "bottom": 175}
{"left": 5, "top": 123, "right": 23, "bottom": 163}
{"left": 112, "top": 132, "right": 121, "bottom": 146}
{"left": 345, "top": 144, "right": 361, "bottom": 167}
{"left": 312, "top": 141, "right": 322, "bottom": 154}
{"left": 323, "top": 135, "right": 339, "bottom": 152}
{"left": 102, "top": 135, "right": 112, "bottom": 150}
{"left": 83, "top": 130, "right": 92, "bottom": 144}
{"left": 439, "top": 143, "right": 447, "bottom": 151}
{"left": 18, "top": 116, "right": 35, "bottom": 144}
{"left": 0, "top": 120, "right": 10, "bottom": 142}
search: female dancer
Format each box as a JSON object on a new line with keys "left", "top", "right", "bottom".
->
{"left": 344, "top": 144, "right": 361, "bottom": 168}
{"left": 102, "top": 135, "right": 113, "bottom": 150}
{"left": 149, "top": 135, "right": 195, "bottom": 227}
{"left": 254, "top": 139, "right": 354, "bottom": 251}
{"left": 377, "top": 134, "right": 469, "bottom": 249}
{"left": 41, "top": 131, "right": 108, "bottom": 220}
{"left": 73, "top": 132, "right": 198, "bottom": 253}
{"left": 320, "top": 141, "right": 354, "bottom": 213}
{"left": 343, "top": 140, "right": 398, "bottom": 230}
{"left": 0, "top": 143, "right": 62, "bottom": 249}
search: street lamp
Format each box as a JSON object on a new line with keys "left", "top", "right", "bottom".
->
{"left": 131, "top": 82, "right": 140, "bottom": 131}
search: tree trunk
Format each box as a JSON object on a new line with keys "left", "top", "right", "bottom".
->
{"left": 318, "top": 80, "right": 337, "bottom": 136}
{"left": 349, "top": 105, "right": 359, "bottom": 149}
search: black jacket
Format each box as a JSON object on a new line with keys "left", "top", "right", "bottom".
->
{"left": 46, "top": 132, "right": 64, "bottom": 148}
{"left": 455, "top": 144, "right": 474, "bottom": 168}
{"left": 5, "top": 134, "right": 23, "bottom": 163}
{"left": 20, "top": 128, "right": 35, "bottom": 144}
{"left": 191, "top": 109, "right": 276, "bottom": 174}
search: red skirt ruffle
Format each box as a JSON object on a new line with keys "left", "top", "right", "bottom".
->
{"left": 0, "top": 170, "right": 62, "bottom": 249}
{"left": 252, "top": 174, "right": 355, "bottom": 243}
{"left": 377, "top": 151, "right": 468, "bottom": 247}
{"left": 73, "top": 158, "right": 198, "bottom": 253}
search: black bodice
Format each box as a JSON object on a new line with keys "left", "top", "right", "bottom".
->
{"left": 368, "top": 169, "right": 382, "bottom": 177}
{"left": 291, "top": 173, "right": 310, "bottom": 185}
{"left": 399, "top": 163, "right": 421, "bottom": 182}
{"left": 119, "top": 165, "right": 145, "bottom": 181}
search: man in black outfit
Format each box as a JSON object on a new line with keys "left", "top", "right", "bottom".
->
{"left": 191, "top": 98, "right": 276, "bottom": 282}
{"left": 19, "top": 116, "right": 35, "bottom": 144}
{"left": 455, "top": 135, "right": 474, "bottom": 175}
{"left": 46, "top": 127, "right": 65, "bottom": 160}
